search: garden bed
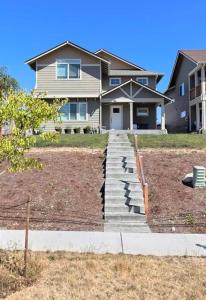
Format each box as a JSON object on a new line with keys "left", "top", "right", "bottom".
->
{"left": 0, "top": 149, "right": 104, "bottom": 231}
{"left": 141, "top": 149, "right": 206, "bottom": 233}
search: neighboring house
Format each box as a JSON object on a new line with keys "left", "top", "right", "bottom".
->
{"left": 25, "top": 41, "right": 172, "bottom": 132}
{"left": 165, "top": 50, "right": 206, "bottom": 133}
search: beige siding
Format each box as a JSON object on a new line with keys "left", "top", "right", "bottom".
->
{"left": 43, "top": 99, "right": 100, "bottom": 132}
{"left": 36, "top": 65, "right": 100, "bottom": 97}
{"left": 35, "top": 44, "right": 101, "bottom": 97}
{"left": 37, "top": 44, "right": 100, "bottom": 64}
{"left": 97, "top": 51, "right": 136, "bottom": 70}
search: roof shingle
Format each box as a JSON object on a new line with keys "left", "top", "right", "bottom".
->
{"left": 180, "top": 50, "right": 206, "bottom": 63}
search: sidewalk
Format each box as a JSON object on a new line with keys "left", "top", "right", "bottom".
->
{"left": 0, "top": 230, "right": 206, "bottom": 256}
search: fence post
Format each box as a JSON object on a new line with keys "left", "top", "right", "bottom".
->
{"left": 24, "top": 195, "right": 31, "bottom": 278}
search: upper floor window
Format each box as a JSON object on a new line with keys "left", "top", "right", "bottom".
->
{"left": 109, "top": 78, "right": 121, "bottom": 86}
{"left": 57, "top": 59, "right": 81, "bottom": 80}
{"left": 136, "top": 77, "right": 148, "bottom": 86}
{"left": 179, "top": 83, "right": 185, "bottom": 96}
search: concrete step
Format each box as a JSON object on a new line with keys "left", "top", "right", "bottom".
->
{"left": 104, "top": 212, "right": 146, "bottom": 222}
{"left": 104, "top": 203, "right": 129, "bottom": 213}
{"left": 108, "top": 142, "right": 131, "bottom": 147}
{"left": 106, "top": 173, "right": 138, "bottom": 180}
{"left": 106, "top": 167, "right": 136, "bottom": 174}
{"left": 105, "top": 189, "right": 143, "bottom": 198}
{"left": 105, "top": 179, "right": 141, "bottom": 189}
{"left": 107, "top": 146, "right": 133, "bottom": 151}
{"left": 104, "top": 222, "right": 151, "bottom": 233}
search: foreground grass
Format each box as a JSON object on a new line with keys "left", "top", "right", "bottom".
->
{"left": 129, "top": 133, "right": 206, "bottom": 149}
{"left": 4, "top": 252, "right": 206, "bottom": 300}
{"left": 35, "top": 133, "right": 108, "bottom": 149}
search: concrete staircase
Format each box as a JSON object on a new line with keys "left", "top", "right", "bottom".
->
{"left": 104, "top": 132, "right": 150, "bottom": 232}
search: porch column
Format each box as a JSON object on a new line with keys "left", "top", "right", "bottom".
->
{"left": 161, "top": 102, "right": 165, "bottom": 130}
{"left": 99, "top": 97, "right": 102, "bottom": 130}
{"left": 196, "top": 103, "right": 200, "bottom": 131}
{"left": 201, "top": 65, "right": 206, "bottom": 95}
{"left": 130, "top": 102, "right": 133, "bottom": 130}
{"left": 202, "top": 101, "right": 206, "bottom": 132}
{"left": 189, "top": 105, "right": 192, "bottom": 132}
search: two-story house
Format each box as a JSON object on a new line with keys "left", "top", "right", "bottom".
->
{"left": 165, "top": 50, "right": 206, "bottom": 133}
{"left": 25, "top": 41, "right": 172, "bottom": 132}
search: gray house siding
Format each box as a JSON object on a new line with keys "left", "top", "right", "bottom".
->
{"left": 165, "top": 56, "right": 196, "bottom": 132}
{"left": 43, "top": 98, "right": 100, "bottom": 132}
{"left": 35, "top": 44, "right": 101, "bottom": 97}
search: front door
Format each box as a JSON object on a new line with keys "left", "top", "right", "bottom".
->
{"left": 110, "top": 105, "right": 123, "bottom": 129}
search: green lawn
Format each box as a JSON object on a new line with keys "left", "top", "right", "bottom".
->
{"left": 34, "top": 133, "right": 108, "bottom": 149}
{"left": 129, "top": 134, "right": 206, "bottom": 149}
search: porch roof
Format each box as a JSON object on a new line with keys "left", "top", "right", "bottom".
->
{"left": 101, "top": 79, "right": 174, "bottom": 104}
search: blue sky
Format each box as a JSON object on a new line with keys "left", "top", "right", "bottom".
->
{"left": 1, "top": 0, "right": 206, "bottom": 93}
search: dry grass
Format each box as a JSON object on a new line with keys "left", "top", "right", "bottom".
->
{"left": 4, "top": 252, "right": 206, "bottom": 300}
{"left": 0, "top": 250, "right": 45, "bottom": 299}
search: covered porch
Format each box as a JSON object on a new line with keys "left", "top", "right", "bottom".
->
{"left": 100, "top": 79, "right": 171, "bottom": 133}
{"left": 101, "top": 101, "right": 166, "bottom": 131}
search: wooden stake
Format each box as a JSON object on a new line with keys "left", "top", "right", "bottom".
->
{"left": 143, "top": 183, "right": 149, "bottom": 215}
{"left": 24, "top": 195, "right": 30, "bottom": 278}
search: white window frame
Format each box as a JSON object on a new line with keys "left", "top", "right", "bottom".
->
{"left": 137, "top": 107, "right": 149, "bottom": 117}
{"left": 59, "top": 102, "right": 88, "bottom": 121}
{"left": 179, "top": 82, "right": 185, "bottom": 96}
{"left": 109, "top": 77, "right": 122, "bottom": 86}
{"left": 136, "top": 77, "right": 149, "bottom": 86}
{"left": 56, "top": 59, "right": 81, "bottom": 80}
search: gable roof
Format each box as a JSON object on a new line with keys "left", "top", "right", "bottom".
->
{"left": 166, "top": 50, "right": 206, "bottom": 91}
{"left": 180, "top": 50, "right": 206, "bottom": 63}
{"left": 95, "top": 48, "right": 145, "bottom": 71}
{"left": 25, "top": 41, "right": 110, "bottom": 68}
{"left": 102, "top": 79, "right": 173, "bottom": 104}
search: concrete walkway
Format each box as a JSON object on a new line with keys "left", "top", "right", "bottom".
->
{"left": 1, "top": 230, "right": 206, "bottom": 256}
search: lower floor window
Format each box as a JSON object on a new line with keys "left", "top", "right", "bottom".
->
{"left": 137, "top": 107, "right": 149, "bottom": 117}
{"left": 59, "top": 102, "right": 87, "bottom": 121}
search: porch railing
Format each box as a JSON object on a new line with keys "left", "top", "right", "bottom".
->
{"left": 190, "top": 84, "right": 205, "bottom": 100}
{"left": 134, "top": 135, "right": 149, "bottom": 215}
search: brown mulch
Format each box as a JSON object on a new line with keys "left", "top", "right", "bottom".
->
{"left": 141, "top": 149, "right": 206, "bottom": 233}
{"left": 0, "top": 150, "right": 105, "bottom": 231}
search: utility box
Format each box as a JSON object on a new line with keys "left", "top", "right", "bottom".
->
{"left": 193, "top": 166, "right": 206, "bottom": 188}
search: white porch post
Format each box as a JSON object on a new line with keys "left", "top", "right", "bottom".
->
{"left": 99, "top": 97, "right": 102, "bottom": 131}
{"left": 161, "top": 101, "right": 165, "bottom": 130}
{"left": 202, "top": 101, "right": 206, "bottom": 132}
{"left": 189, "top": 105, "right": 192, "bottom": 132}
{"left": 201, "top": 65, "right": 206, "bottom": 132}
{"left": 130, "top": 102, "right": 133, "bottom": 130}
{"left": 196, "top": 103, "right": 200, "bottom": 131}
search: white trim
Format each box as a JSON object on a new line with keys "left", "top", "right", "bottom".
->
{"left": 101, "top": 98, "right": 163, "bottom": 103}
{"left": 102, "top": 79, "right": 173, "bottom": 103}
{"left": 82, "top": 64, "right": 100, "bottom": 67}
{"left": 95, "top": 49, "right": 144, "bottom": 71}
{"left": 136, "top": 77, "right": 149, "bottom": 86}
{"left": 56, "top": 59, "right": 81, "bottom": 80}
{"left": 109, "top": 77, "right": 122, "bottom": 86}
{"left": 133, "top": 87, "right": 143, "bottom": 98}
{"left": 35, "top": 61, "right": 37, "bottom": 89}
{"left": 35, "top": 93, "right": 100, "bottom": 98}
{"left": 120, "top": 87, "right": 130, "bottom": 98}
{"left": 130, "top": 102, "right": 133, "bottom": 130}
{"left": 110, "top": 105, "right": 123, "bottom": 129}
{"left": 25, "top": 41, "right": 110, "bottom": 65}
